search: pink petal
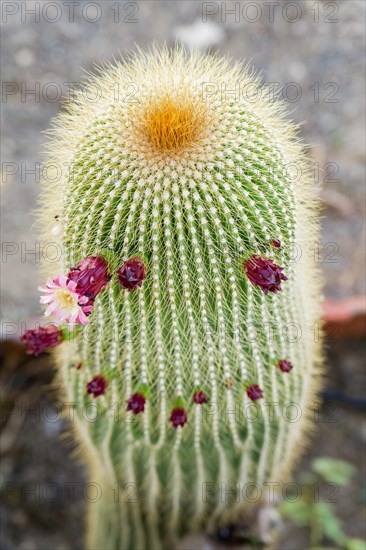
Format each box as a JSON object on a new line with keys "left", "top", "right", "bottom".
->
{"left": 44, "top": 302, "right": 58, "bottom": 317}
{"left": 77, "top": 310, "right": 89, "bottom": 325}
{"left": 57, "top": 275, "right": 68, "bottom": 288}
{"left": 67, "top": 280, "right": 77, "bottom": 292}
{"left": 54, "top": 310, "right": 67, "bottom": 324}
{"left": 77, "top": 295, "right": 88, "bottom": 305}
{"left": 40, "top": 295, "right": 54, "bottom": 304}
{"left": 38, "top": 285, "right": 55, "bottom": 293}
{"left": 69, "top": 310, "right": 78, "bottom": 323}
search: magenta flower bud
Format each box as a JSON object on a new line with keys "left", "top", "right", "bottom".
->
{"left": 169, "top": 407, "right": 188, "bottom": 428}
{"left": 193, "top": 390, "right": 207, "bottom": 404}
{"left": 278, "top": 359, "right": 293, "bottom": 373}
{"left": 68, "top": 256, "right": 111, "bottom": 305}
{"left": 86, "top": 375, "right": 108, "bottom": 398}
{"left": 244, "top": 255, "right": 287, "bottom": 294}
{"left": 117, "top": 256, "right": 146, "bottom": 291}
{"left": 246, "top": 384, "right": 264, "bottom": 401}
{"left": 271, "top": 239, "right": 281, "bottom": 249}
{"left": 21, "top": 325, "right": 63, "bottom": 356}
{"left": 126, "top": 392, "right": 146, "bottom": 414}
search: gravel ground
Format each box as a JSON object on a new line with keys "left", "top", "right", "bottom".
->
{"left": 1, "top": 1, "right": 365, "bottom": 548}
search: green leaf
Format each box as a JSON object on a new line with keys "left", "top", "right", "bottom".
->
{"left": 314, "top": 502, "right": 345, "bottom": 544}
{"left": 345, "top": 538, "right": 366, "bottom": 550}
{"left": 312, "top": 458, "right": 356, "bottom": 486}
{"left": 280, "top": 500, "right": 310, "bottom": 525}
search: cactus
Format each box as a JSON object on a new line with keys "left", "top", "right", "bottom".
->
{"left": 35, "top": 46, "right": 322, "bottom": 549}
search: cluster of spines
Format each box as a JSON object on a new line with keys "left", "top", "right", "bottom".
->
{"left": 55, "top": 150, "right": 300, "bottom": 452}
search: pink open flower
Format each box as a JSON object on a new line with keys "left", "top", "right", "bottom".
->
{"left": 39, "top": 275, "right": 93, "bottom": 328}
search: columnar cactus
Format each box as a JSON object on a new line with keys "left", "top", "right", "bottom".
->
{"left": 35, "top": 46, "right": 322, "bottom": 549}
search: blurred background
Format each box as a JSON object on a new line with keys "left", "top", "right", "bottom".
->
{"left": 1, "top": 1, "right": 365, "bottom": 548}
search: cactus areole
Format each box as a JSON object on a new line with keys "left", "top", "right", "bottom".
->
{"left": 37, "top": 46, "right": 322, "bottom": 549}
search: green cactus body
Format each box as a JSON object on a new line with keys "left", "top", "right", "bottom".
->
{"left": 39, "top": 47, "right": 322, "bottom": 549}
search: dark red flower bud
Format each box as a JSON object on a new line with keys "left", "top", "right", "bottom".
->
{"left": 126, "top": 392, "right": 146, "bottom": 414}
{"left": 244, "top": 255, "right": 287, "bottom": 294}
{"left": 117, "top": 256, "right": 146, "bottom": 291}
{"left": 246, "top": 384, "right": 264, "bottom": 401}
{"left": 86, "top": 375, "right": 108, "bottom": 398}
{"left": 170, "top": 407, "right": 188, "bottom": 428}
{"left": 278, "top": 359, "right": 293, "bottom": 373}
{"left": 68, "top": 256, "right": 110, "bottom": 305}
{"left": 193, "top": 391, "right": 207, "bottom": 404}
{"left": 21, "top": 326, "right": 63, "bottom": 356}
{"left": 75, "top": 362, "right": 83, "bottom": 370}
{"left": 271, "top": 239, "right": 281, "bottom": 249}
